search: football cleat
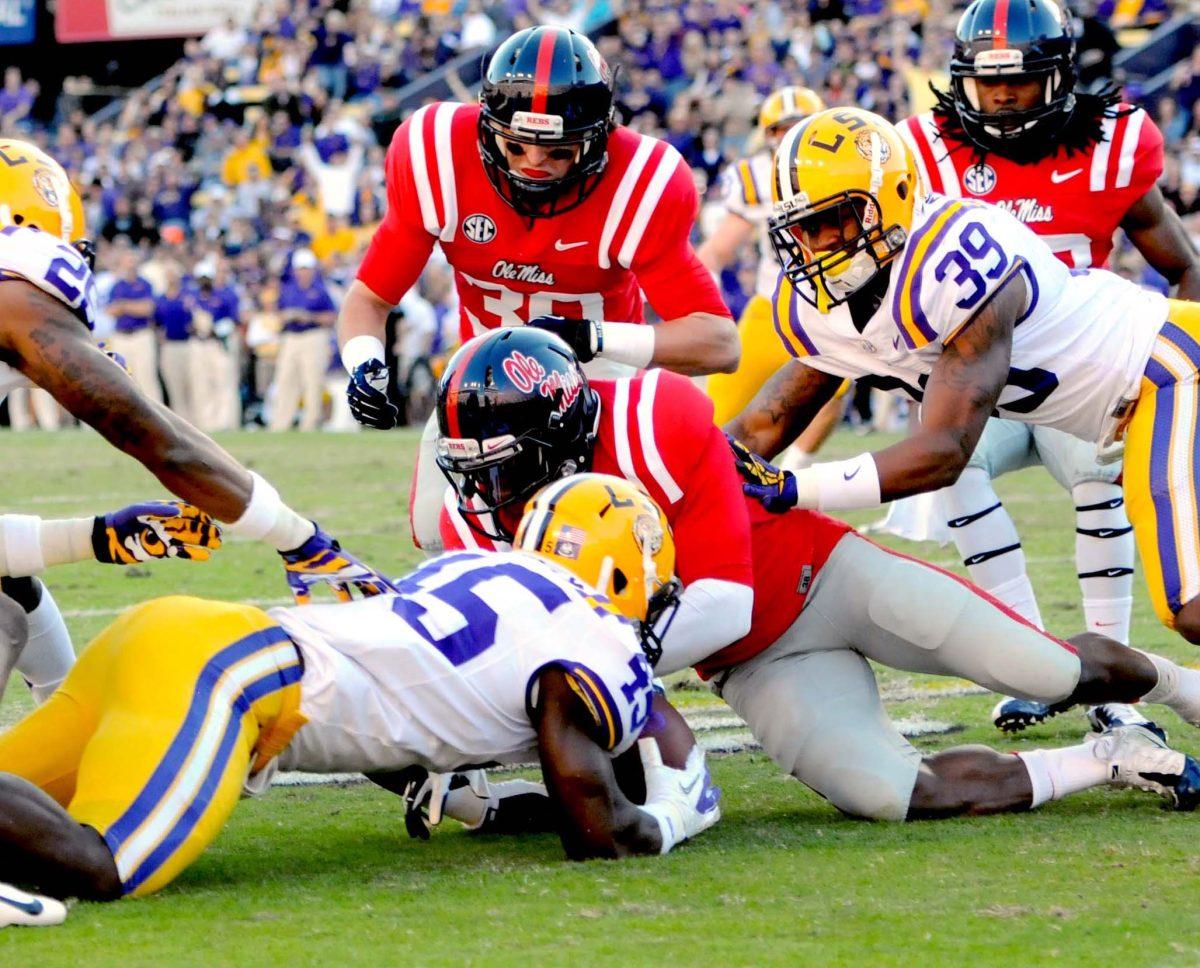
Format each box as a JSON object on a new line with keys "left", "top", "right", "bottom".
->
{"left": 1098, "top": 724, "right": 1200, "bottom": 811}
{"left": 991, "top": 696, "right": 1057, "bottom": 733}
{"left": 0, "top": 882, "right": 66, "bottom": 928}
{"left": 1085, "top": 703, "right": 1167, "bottom": 745}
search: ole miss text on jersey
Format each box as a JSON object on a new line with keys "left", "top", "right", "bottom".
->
{"left": 898, "top": 105, "right": 1164, "bottom": 269}
{"left": 357, "top": 102, "right": 730, "bottom": 340}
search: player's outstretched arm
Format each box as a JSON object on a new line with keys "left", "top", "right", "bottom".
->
{"left": 725, "top": 359, "right": 841, "bottom": 460}
{"left": 0, "top": 282, "right": 393, "bottom": 601}
{"left": 871, "top": 270, "right": 1025, "bottom": 499}
{"left": 534, "top": 668, "right": 663, "bottom": 859}
{"left": 1120, "top": 185, "right": 1200, "bottom": 301}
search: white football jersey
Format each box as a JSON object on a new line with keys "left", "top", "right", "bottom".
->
{"left": 772, "top": 194, "right": 1168, "bottom": 443}
{"left": 0, "top": 224, "right": 98, "bottom": 402}
{"left": 271, "top": 551, "right": 654, "bottom": 775}
{"left": 717, "top": 153, "right": 780, "bottom": 300}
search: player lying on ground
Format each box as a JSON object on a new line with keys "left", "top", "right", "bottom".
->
{"left": 423, "top": 329, "right": 1200, "bottom": 832}
{"left": 726, "top": 107, "right": 1200, "bottom": 649}
{"left": 0, "top": 475, "right": 719, "bottom": 924}
{"left": 0, "top": 139, "right": 391, "bottom": 705}
{"left": 337, "top": 25, "right": 736, "bottom": 552}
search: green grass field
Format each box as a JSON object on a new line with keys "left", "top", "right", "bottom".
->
{"left": 2, "top": 426, "right": 1199, "bottom": 967}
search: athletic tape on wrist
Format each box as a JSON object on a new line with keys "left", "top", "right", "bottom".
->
{"left": 599, "top": 322, "right": 655, "bottom": 369}
{"left": 341, "top": 334, "right": 387, "bottom": 375}
{"left": 0, "top": 514, "right": 46, "bottom": 577}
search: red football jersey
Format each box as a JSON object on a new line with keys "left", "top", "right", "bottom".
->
{"left": 898, "top": 106, "right": 1164, "bottom": 269}
{"left": 439, "top": 368, "right": 853, "bottom": 673}
{"left": 357, "top": 102, "right": 729, "bottom": 341}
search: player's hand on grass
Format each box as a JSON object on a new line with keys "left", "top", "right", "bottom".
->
{"left": 279, "top": 524, "right": 397, "bottom": 604}
{"left": 526, "top": 315, "right": 602, "bottom": 363}
{"left": 347, "top": 359, "right": 400, "bottom": 430}
{"left": 94, "top": 501, "right": 222, "bottom": 564}
{"left": 726, "top": 434, "right": 798, "bottom": 512}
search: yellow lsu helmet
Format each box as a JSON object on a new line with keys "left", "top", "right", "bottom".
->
{"left": 768, "top": 108, "right": 918, "bottom": 314}
{"left": 514, "top": 472, "right": 680, "bottom": 665}
{"left": 0, "top": 139, "right": 87, "bottom": 243}
{"left": 758, "top": 86, "right": 825, "bottom": 145}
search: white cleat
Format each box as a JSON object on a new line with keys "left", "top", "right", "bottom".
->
{"left": 0, "top": 882, "right": 66, "bottom": 927}
{"left": 1095, "top": 724, "right": 1200, "bottom": 810}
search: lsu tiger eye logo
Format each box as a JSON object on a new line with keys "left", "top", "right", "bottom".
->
{"left": 853, "top": 130, "right": 891, "bottom": 163}
{"left": 32, "top": 167, "right": 59, "bottom": 208}
{"left": 633, "top": 513, "right": 663, "bottom": 556}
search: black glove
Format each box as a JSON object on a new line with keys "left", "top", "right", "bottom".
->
{"left": 527, "top": 315, "right": 602, "bottom": 363}
{"left": 347, "top": 359, "right": 400, "bottom": 430}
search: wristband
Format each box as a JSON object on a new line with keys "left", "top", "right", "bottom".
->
{"left": 341, "top": 334, "right": 387, "bottom": 375}
{"left": 797, "top": 454, "right": 882, "bottom": 512}
{"left": 225, "top": 472, "right": 316, "bottom": 551}
{"left": 0, "top": 514, "right": 96, "bottom": 577}
{"left": 599, "top": 322, "right": 655, "bottom": 369}
{"left": 639, "top": 802, "right": 679, "bottom": 855}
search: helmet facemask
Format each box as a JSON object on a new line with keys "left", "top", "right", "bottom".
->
{"left": 953, "top": 50, "right": 1075, "bottom": 152}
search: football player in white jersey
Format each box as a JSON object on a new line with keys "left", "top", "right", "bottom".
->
{"left": 0, "top": 475, "right": 719, "bottom": 920}
{"left": 726, "top": 107, "right": 1200, "bottom": 650}
{"left": 0, "top": 140, "right": 391, "bottom": 706}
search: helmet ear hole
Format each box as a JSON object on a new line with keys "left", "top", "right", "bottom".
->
{"left": 897, "top": 181, "right": 908, "bottom": 201}
{"left": 611, "top": 567, "right": 628, "bottom": 596}
{"left": 12, "top": 214, "right": 22, "bottom": 225}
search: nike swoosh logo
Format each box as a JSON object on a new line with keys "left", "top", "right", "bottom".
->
{"left": 554, "top": 239, "right": 588, "bottom": 251}
{"left": 1050, "top": 168, "right": 1083, "bottom": 184}
{"left": 844, "top": 466, "right": 861, "bottom": 481}
{"left": 681, "top": 774, "right": 700, "bottom": 795}
{"left": 1095, "top": 621, "right": 1119, "bottom": 627}
{"left": 892, "top": 335, "right": 901, "bottom": 350}
{"left": 0, "top": 893, "right": 43, "bottom": 916}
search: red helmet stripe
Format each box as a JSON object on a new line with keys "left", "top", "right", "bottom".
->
{"left": 531, "top": 28, "right": 558, "bottom": 115}
{"left": 445, "top": 338, "right": 484, "bottom": 439}
{"left": 992, "top": 0, "right": 1010, "bottom": 49}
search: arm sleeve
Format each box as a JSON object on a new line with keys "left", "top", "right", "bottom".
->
{"left": 632, "top": 157, "right": 731, "bottom": 321}
{"left": 355, "top": 119, "right": 438, "bottom": 306}
{"left": 653, "top": 578, "right": 755, "bottom": 676}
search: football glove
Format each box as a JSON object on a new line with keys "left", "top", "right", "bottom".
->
{"left": 638, "top": 738, "right": 721, "bottom": 853}
{"left": 726, "top": 434, "right": 797, "bottom": 513}
{"left": 279, "top": 524, "right": 397, "bottom": 604}
{"left": 527, "top": 315, "right": 602, "bottom": 363}
{"left": 347, "top": 359, "right": 400, "bottom": 430}
{"left": 93, "top": 501, "right": 222, "bottom": 564}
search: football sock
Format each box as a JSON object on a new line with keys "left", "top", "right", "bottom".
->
{"left": 1017, "top": 745, "right": 1110, "bottom": 808}
{"left": 1139, "top": 650, "right": 1200, "bottom": 724}
{"left": 1073, "top": 482, "right": 1134, "bottom": 644}
{"left": 16, "top": 583, "right": 74, "bottom": 704}
{"left": 942, "top": 468, "right": 1043, "bottom": 625}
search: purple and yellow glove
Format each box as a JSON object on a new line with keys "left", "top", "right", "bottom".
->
{"left": 280, "top": 524, "right": 398, "bottom": 604}
{"left": 94, "top": 501, "right": 222, "bottom": 564}
{"left": 726, "top": 434, "right": 798, "bottom": 513}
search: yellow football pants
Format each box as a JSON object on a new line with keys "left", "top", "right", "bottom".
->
{"left": 0, "top": 596, "right": 305, "bottom": 897}
{"left": 707, "top": 294, "right": 794, "bottom": 426}
{"left": 1123, "top": 299, "right": 1200, "bottom": 628}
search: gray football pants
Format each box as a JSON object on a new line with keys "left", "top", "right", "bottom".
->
{"left": 716, "top": 533, "right": 1082, "bottom": 820}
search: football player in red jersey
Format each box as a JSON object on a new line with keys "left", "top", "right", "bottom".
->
{"left": 337, "top": 25, "right": 736, "bottom": 553}
{"left": 427, "top": 328, "right": 1200, "bottom": 824}
{"left": 894, "top": 0, "right": 1200, "bottom": 731}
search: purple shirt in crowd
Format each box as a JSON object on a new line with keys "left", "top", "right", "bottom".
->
{"left": 278, "top": 276, "right": 335, "bottom": 332}
{"left": 109, "top": 276, "right": 155, "bottom": 333}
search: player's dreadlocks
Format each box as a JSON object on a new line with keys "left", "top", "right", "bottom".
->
{"left": 930, "top": 81, "right": 1134, "bottom": 165}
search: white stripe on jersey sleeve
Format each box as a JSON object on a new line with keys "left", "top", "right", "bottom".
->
{"left": 434, "top": 104, "right": 459, "bottom": 243}
{"left": 919, "top": 113, "right": 958, "bottom": 195}
{"left": 896, "top": 120, "right": 933, "bottom": 197}
{"left": 612, "top": 378, "right": 638, "bottom": 480}
{"left": 408, "top": 105, "right": 441, "bottom": 237}
{"left": 599, "top": 136, "right": 656, "bottom": 270}
{"left": 1115, "top": 109, "right": 1145, "bottom": 190}
{"left": 617, "top": 144, "right": 683, "bottom": 269}
{"left": 635, "top": 369, "right": 684, "bottom": 504}
{"left": 1090, "top": 115, "right": 1117, "bottom": 192}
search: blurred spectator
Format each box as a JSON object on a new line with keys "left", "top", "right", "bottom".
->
{"left": 189, "top": 260, "right": 243, "bottom": 431}
{"left": 0, "top": 68, "right": 35, "bottom": 132}
{"left": 106, "top": 251, "right": 162, "bottom": 403}
{"left": 222, "top": 124, "right": 271, "bottom": 186}
{"left": 155, "top": 263, "right": 197, "bottom": 423}
{"left": 270, "top": 249, "right": 336, "bottom": 431}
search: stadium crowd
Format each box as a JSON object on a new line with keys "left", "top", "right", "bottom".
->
{"left": 0, "top": 0, "right": 1187, "bottom": 432}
